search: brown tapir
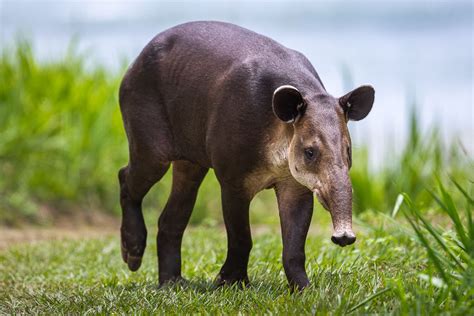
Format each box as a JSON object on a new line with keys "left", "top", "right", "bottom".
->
{"left": 118, "top": 21, "right": 374, "bottom": 290}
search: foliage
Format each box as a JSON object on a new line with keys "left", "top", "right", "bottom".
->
{"left": 350, "top": 107, "right": 472, "bottom": 214}
{"left": 0, "top": 40, "right": 126, "bottom": 224}
{"left": 0, "top": 41, "right": 472, "bottom": 226}
{"left": 397, "top": 178, "right": 474, "bottom": 310}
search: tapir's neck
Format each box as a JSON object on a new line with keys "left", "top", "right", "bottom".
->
{"left": 243, "top": 122, "right": 293, "bottom": 197}
{"left": 265, "top": 122, "right": 293, "bottom": 170}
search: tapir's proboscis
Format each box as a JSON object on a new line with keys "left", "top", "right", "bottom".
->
{"left": 118, "top": 21, "right": 374, "bottom": 290}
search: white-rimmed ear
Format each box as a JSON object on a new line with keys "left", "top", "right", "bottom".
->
{"left": 272, "top": 85, "right": 306, "bottom": 123}
{"left": 339, "top": 85, "right": 375, "bottom": 121}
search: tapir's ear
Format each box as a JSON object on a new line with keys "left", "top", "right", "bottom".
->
{"left": 339, "top": 85, "right": 375, "bottom": 121}
{"left": 272, "top": 85, "right": 306, "bottom": 123}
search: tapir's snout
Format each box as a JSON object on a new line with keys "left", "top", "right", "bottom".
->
{"left": 313, "top": 168, "right": 356, "bottom": 247}
{"left": 331, "top": 230, "right": 356, "bottom": 247}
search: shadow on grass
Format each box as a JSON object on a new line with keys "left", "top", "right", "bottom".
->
{"left": 116, "top": 277, "right": 289, "bottom": 296}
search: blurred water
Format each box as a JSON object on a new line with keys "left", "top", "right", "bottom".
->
{"left": 1, "top": 0, "right": 472, "bottom": 165}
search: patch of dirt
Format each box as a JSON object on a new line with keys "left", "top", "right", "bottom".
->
{"left": 0, "top": 210, "right": 120, "bottom": 251}
{"left": 0, "top": 226, "right": 118, "bottom": 250}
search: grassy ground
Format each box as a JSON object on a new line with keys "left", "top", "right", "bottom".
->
{"left": 1, "top": 208, "right": 473, "bottom": 314}
{"left": 0, "top": 226, "right": 430, "bottom": 314}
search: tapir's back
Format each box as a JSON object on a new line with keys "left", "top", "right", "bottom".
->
{"left": 152, "top": 21, "right": 319, "bottom": 107}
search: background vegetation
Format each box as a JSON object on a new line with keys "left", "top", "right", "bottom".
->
{"left": 0, "top": 41, "right": 472, "bottom": 313}
{"left": 0, "top": 41, "right": 471, "bottom": 226}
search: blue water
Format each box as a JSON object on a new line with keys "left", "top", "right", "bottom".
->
{"left": 1, "top": 0, "right": 472, "bottom": 164}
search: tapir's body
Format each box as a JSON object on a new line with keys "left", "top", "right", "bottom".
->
{"left": 119, "top": 21, "right": 374, "bottom": 289}
{"left": 121, "top": 21, "right": 323, "bottom": 184}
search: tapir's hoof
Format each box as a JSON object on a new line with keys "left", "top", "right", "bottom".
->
{"left": 120, "top": 230, "right": 146, "bottom": 272}
{"left": 214, "top": 273, "right": 250, "bottom": 288}
{"left": 288, "top": 281, "right": 310, "bottom": 293}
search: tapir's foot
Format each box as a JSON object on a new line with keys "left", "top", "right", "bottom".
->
{"left": 119, "top": 168, "right": 147, "bottom": 272}
{"left": 120, "top": 227, "right": 147, "bottom": 271}
{"left": 288, "top": 279, "right": 310, "bottom": 292}
{"left": 287, "top": 274, "right": 310, "bottom": 292}
{"left": 159, "top": 275, "right": 188, "bottom": 288}
{"left": 214, "top": 272, "right": 250, "bottom": 288}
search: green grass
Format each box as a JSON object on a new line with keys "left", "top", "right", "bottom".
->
{"left": 0, "top": 226, "right": 449, "bottom": 314}
{"left": 1, "top": 212, "right": 472, "bottom": 314}
{"left": 0, "top": 40, "right": 125, "bottom": 224}
{"left": 399, "top": 178, "right": 474, "bottom": 308}
{"left": 350, "top": 107, "right": 472, "bottom": 215}
{"left": 1, "top": 179, "right": 473, "bottom": 314}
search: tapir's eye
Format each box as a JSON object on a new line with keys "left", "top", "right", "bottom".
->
{"left": 304, "top": 148, "right": 315, "bottom": 160}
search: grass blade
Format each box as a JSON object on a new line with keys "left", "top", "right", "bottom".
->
{"left": 407, "top": 202, "right": 465, "bottom": 271}
{"left": 391, "top": 194, "right": 404, "bottom": 218}
{"left": 428, "top": 186, "right": 468, "bottom": 250}
{"left": 451, "top": 177, "right": 474, "bottom": 205}
{"left": 404, "top": 214, "right": 455, "bottom": 299}
{"left": 347, "top": 287, "right": 391, "bottom": 313}
{"left": 450, "top": 177, "right": 474, "bottom": 248}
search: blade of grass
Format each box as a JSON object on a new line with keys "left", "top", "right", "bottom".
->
{"left": 428, "top": 187, "right": 468, "bottom": 250}
{"left": 439, "top": 179, "right": 469, "bottom": 245}
{"left": 347, "top": 287, "right": 391, "bottom": 313}
{"left": 391, "top": 194, "right": 404, "bottom": 218}
{"left": 451, "top": 177, "right": 474, "bottom": 205}
{"left": 450, "top": 177, "right": 474, "bottom": 247}
{"left": 404, "top": 214, "right": 455, "bottom": 299}
{"left": 403, "top": 194, "right": 465, "bottom": 271}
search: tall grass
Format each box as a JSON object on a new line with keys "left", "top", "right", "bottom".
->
{"left": 396, "top": 178, "right": 474, "bottom": 310}
{"left": 0, "top": 40, "right": 472, "bottom": 225}
{"left": 0, "top": 40, "right": 126, "bottom": 224}
{"left": 351, "top": 108, "right": 472, "bottom": 214}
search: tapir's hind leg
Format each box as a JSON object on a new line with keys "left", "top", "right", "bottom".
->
{"left": 157, "top": 160, "right": 208, "bottom": 285}
{"left": 118, "top": 78, "right": 174, "bottom": 272}
{"left": 119, "top": 160, "right": 170, "bottom": 272}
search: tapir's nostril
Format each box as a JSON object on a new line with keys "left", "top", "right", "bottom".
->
{"left": 331, "top": 231, "right": 356, "bottom": 247}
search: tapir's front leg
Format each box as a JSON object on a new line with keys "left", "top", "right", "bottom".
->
{"left": 215, "top": 185, "right": 252, "bottom": 286}
{"left": 275, "top": 181, "right": 314, "bottom": 290}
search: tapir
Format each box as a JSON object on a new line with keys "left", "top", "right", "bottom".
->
{"left": 118, "top": 21, "right": 374, "bottom": 290}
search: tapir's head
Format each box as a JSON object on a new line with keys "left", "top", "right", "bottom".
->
{"left": 272, "top": 84, "right": 374, "bottom": 247}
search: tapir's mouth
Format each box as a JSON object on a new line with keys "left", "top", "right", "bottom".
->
{"left": 313, "top": 189, "right": 356, "bottom": 247}
{"left": 313, "top": 189, "right": 330, "bottom": 211}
